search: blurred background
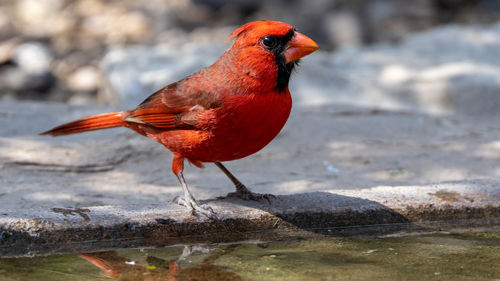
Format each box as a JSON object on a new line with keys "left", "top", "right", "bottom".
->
{"left": 1, "top": 0, "right": 499, "bottom": 236}
{"left": 1, "top": 0, "right": 500, "bottom": 108}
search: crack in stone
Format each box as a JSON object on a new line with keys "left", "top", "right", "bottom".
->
{"left": 52, "top": 208, "right": 91, "bottom": 221}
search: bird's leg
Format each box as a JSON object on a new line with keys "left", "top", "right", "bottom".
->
{"left": 173, "top": 171, "right": 217, "bottom": 219}
{"left": 215, "top": 162, "right": 275, "bottom": 203}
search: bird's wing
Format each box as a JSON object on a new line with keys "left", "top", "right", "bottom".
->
{"left": 124, "top": 82, "right": 222, "bottom": 129}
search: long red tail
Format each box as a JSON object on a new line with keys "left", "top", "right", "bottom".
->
{"left": 41, "top": 112, "right": 125, "bottom": 136}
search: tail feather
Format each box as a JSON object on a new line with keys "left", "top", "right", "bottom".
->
{"left": 41, "top": 112, "right": 125, "bottom": 136}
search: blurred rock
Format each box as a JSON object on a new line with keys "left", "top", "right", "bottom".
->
{"left": 293, "top": 21, "right": 500, "bottom": 117}
{"left": 15, "top": 0, "right": 72, "bottom": 37}
{"left": 78, "top": 2, "right": 152, "bottom": 45}
{"left": 0, "top": 8, "right": 13, "bottom": 39}
{"left": 101, "top": 21, "right": 500, "bottom": 116}
{"left": 0, "top": 38, "right": 19, "bottom": 64}
{"left": 324, "top": 12, "right": 362, "bottom": 48}
{"left": 2, "top": 0, "right": 500, "bottom": 104}
{"left": 67, "top": 91, "right": 98, "bottom": 105}
{"left": 1, "top": 69, "right": 53, "bottom": 93}
{"left": 66, "top": 66, "right": 101, "bottom": 92}
{"left": 13, "top": 42, "right": 53, "bottom": 74}
{"left": 0, "top": 42, "right": 54, "bottom": 98}
{"left": 363, "top": 0, "right": 436, "bottom": 43}
{"left": 100, "top": 36, "right": 227, "bottom": 107}
{"left": 446, "top": 70, "right": 500, "bottom": 115}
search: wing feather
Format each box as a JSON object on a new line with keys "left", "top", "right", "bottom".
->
{"left": 124, "top": 81, "right": 221, "bottom": 129}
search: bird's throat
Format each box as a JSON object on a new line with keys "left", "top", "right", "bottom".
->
{"left": 275, "top": 57, "right": 296, "bottom": 92}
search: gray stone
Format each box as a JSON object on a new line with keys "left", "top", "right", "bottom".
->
{"left": 0, "top": 42, "right": 55, "bottom": 95}
{"left": 100, "top": 43, "right": 226, "bottom": 107}
{"left": 1, "top": 68, "right": 54, "bottom": 93}
{"left": 100, "top": 22, "right": 500, "bottom": 116}
{"left": 66, "top": 66, "right": 101, "bottom": 92}
{"left": 13, "top": 42, "right": 53, "bottom": 75}
{"left": 293, "top": 22, "right": 500, "bottom": 116}
{"left": 364, "top": 0, "right": 435, "bottom": 42}
{"left": 0, "top": 38, "right": 19, "bottom": 65}
{"left": 324, "top": 12, "right": 362, "bottom": 48}
{"left": 3, "top": 21, "right": 500, "bottom": 256}
{"left": 0, "top": 100, "right": 498, "bottom": 256}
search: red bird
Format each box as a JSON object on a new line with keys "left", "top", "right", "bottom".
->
{"left": 42, "top": 21, "right": 318, "bottom": 218}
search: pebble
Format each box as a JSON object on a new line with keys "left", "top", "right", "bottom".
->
{"left": 1, "top": 0, "right": 500, "bottom": 106}
{"left": 2, "top": 69, "right": 53, "bottom": 92}
{"left": 13, "top": 42, "right": 52, "bottom": 75}
{"left": 66, "top": 66, "right": 101, "bottom": 92}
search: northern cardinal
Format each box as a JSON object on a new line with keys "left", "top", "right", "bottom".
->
{"left": 42, "top": 21, "right": 318, "bottom": 218}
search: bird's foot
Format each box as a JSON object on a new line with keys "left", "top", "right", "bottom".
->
{"left": 222, "top": 186, "right": 276, "bottom": 204}
{"left": 173, "top": 196, "right": 217, "bottom": 219}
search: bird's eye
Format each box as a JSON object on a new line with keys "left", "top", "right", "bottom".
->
{"left": 262, "top": 36, "right": 277, "bottom": 48}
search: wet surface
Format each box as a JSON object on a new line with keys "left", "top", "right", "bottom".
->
{"left": 427, "top": 190, "right": 466, "bottom": 203}
{"left": 51, "top": 208, "right": 91, "bottom": 221}
{"left": 0, "top": 232, "right": 498, "bottom": 281}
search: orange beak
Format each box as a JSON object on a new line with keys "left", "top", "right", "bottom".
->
{"left": 284, "top": 32, "right": 319, "bottom": 64}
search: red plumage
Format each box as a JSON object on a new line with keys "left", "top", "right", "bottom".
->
{"left": 42, "top": 21, "right": 318, "bottom": 218}
{"left": 41, "top": 112, "right": 126, "bottom": 136}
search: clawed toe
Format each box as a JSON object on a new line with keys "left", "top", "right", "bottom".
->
{"left": 173, "top": 171, "right": 218, "bottom": 219}
{"left": 193, "top": 205, "right": 217, "bottom": 219}
{"left": 173, "top": 196, "right": 217, "bottom": 219}
{"left": 214, "top": 162, "right": 276, "bottom": 204}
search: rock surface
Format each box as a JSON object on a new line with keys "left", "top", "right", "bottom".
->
{"left": 0, "top": 100, "right": 498, "bottom": 256}
{"left": 102, "top": 22, "right": 500, "bottom": 116}
{"left": 2, "top": 21, "right": 500, "bottom": 256}
{"left": 3, "top": 0, "right": 500, "bottom": 104}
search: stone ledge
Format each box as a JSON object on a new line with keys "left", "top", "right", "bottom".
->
{"left": 1, "top": 101, "right": 499, "bottom": 257}
{"left": 1, "top": 182, "right": 498, "bottom": 257}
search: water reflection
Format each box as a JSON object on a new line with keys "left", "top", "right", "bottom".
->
{"left": 0, "top": 233, "right": 498, "bottom": 281}
{"left": 79, "top": 245, "right": 242, "bottom": 281}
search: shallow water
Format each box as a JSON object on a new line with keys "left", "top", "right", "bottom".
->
{"left": 0, "top": 232, "right": 498, "bottom": 281}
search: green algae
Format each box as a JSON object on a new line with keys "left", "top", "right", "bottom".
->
{"left": 0, "top": 232, "right": 498, "bottom": 281}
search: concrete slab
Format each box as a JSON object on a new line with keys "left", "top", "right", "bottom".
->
{"left": 0, "top": 101, "right": 499, "bottom": 257}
